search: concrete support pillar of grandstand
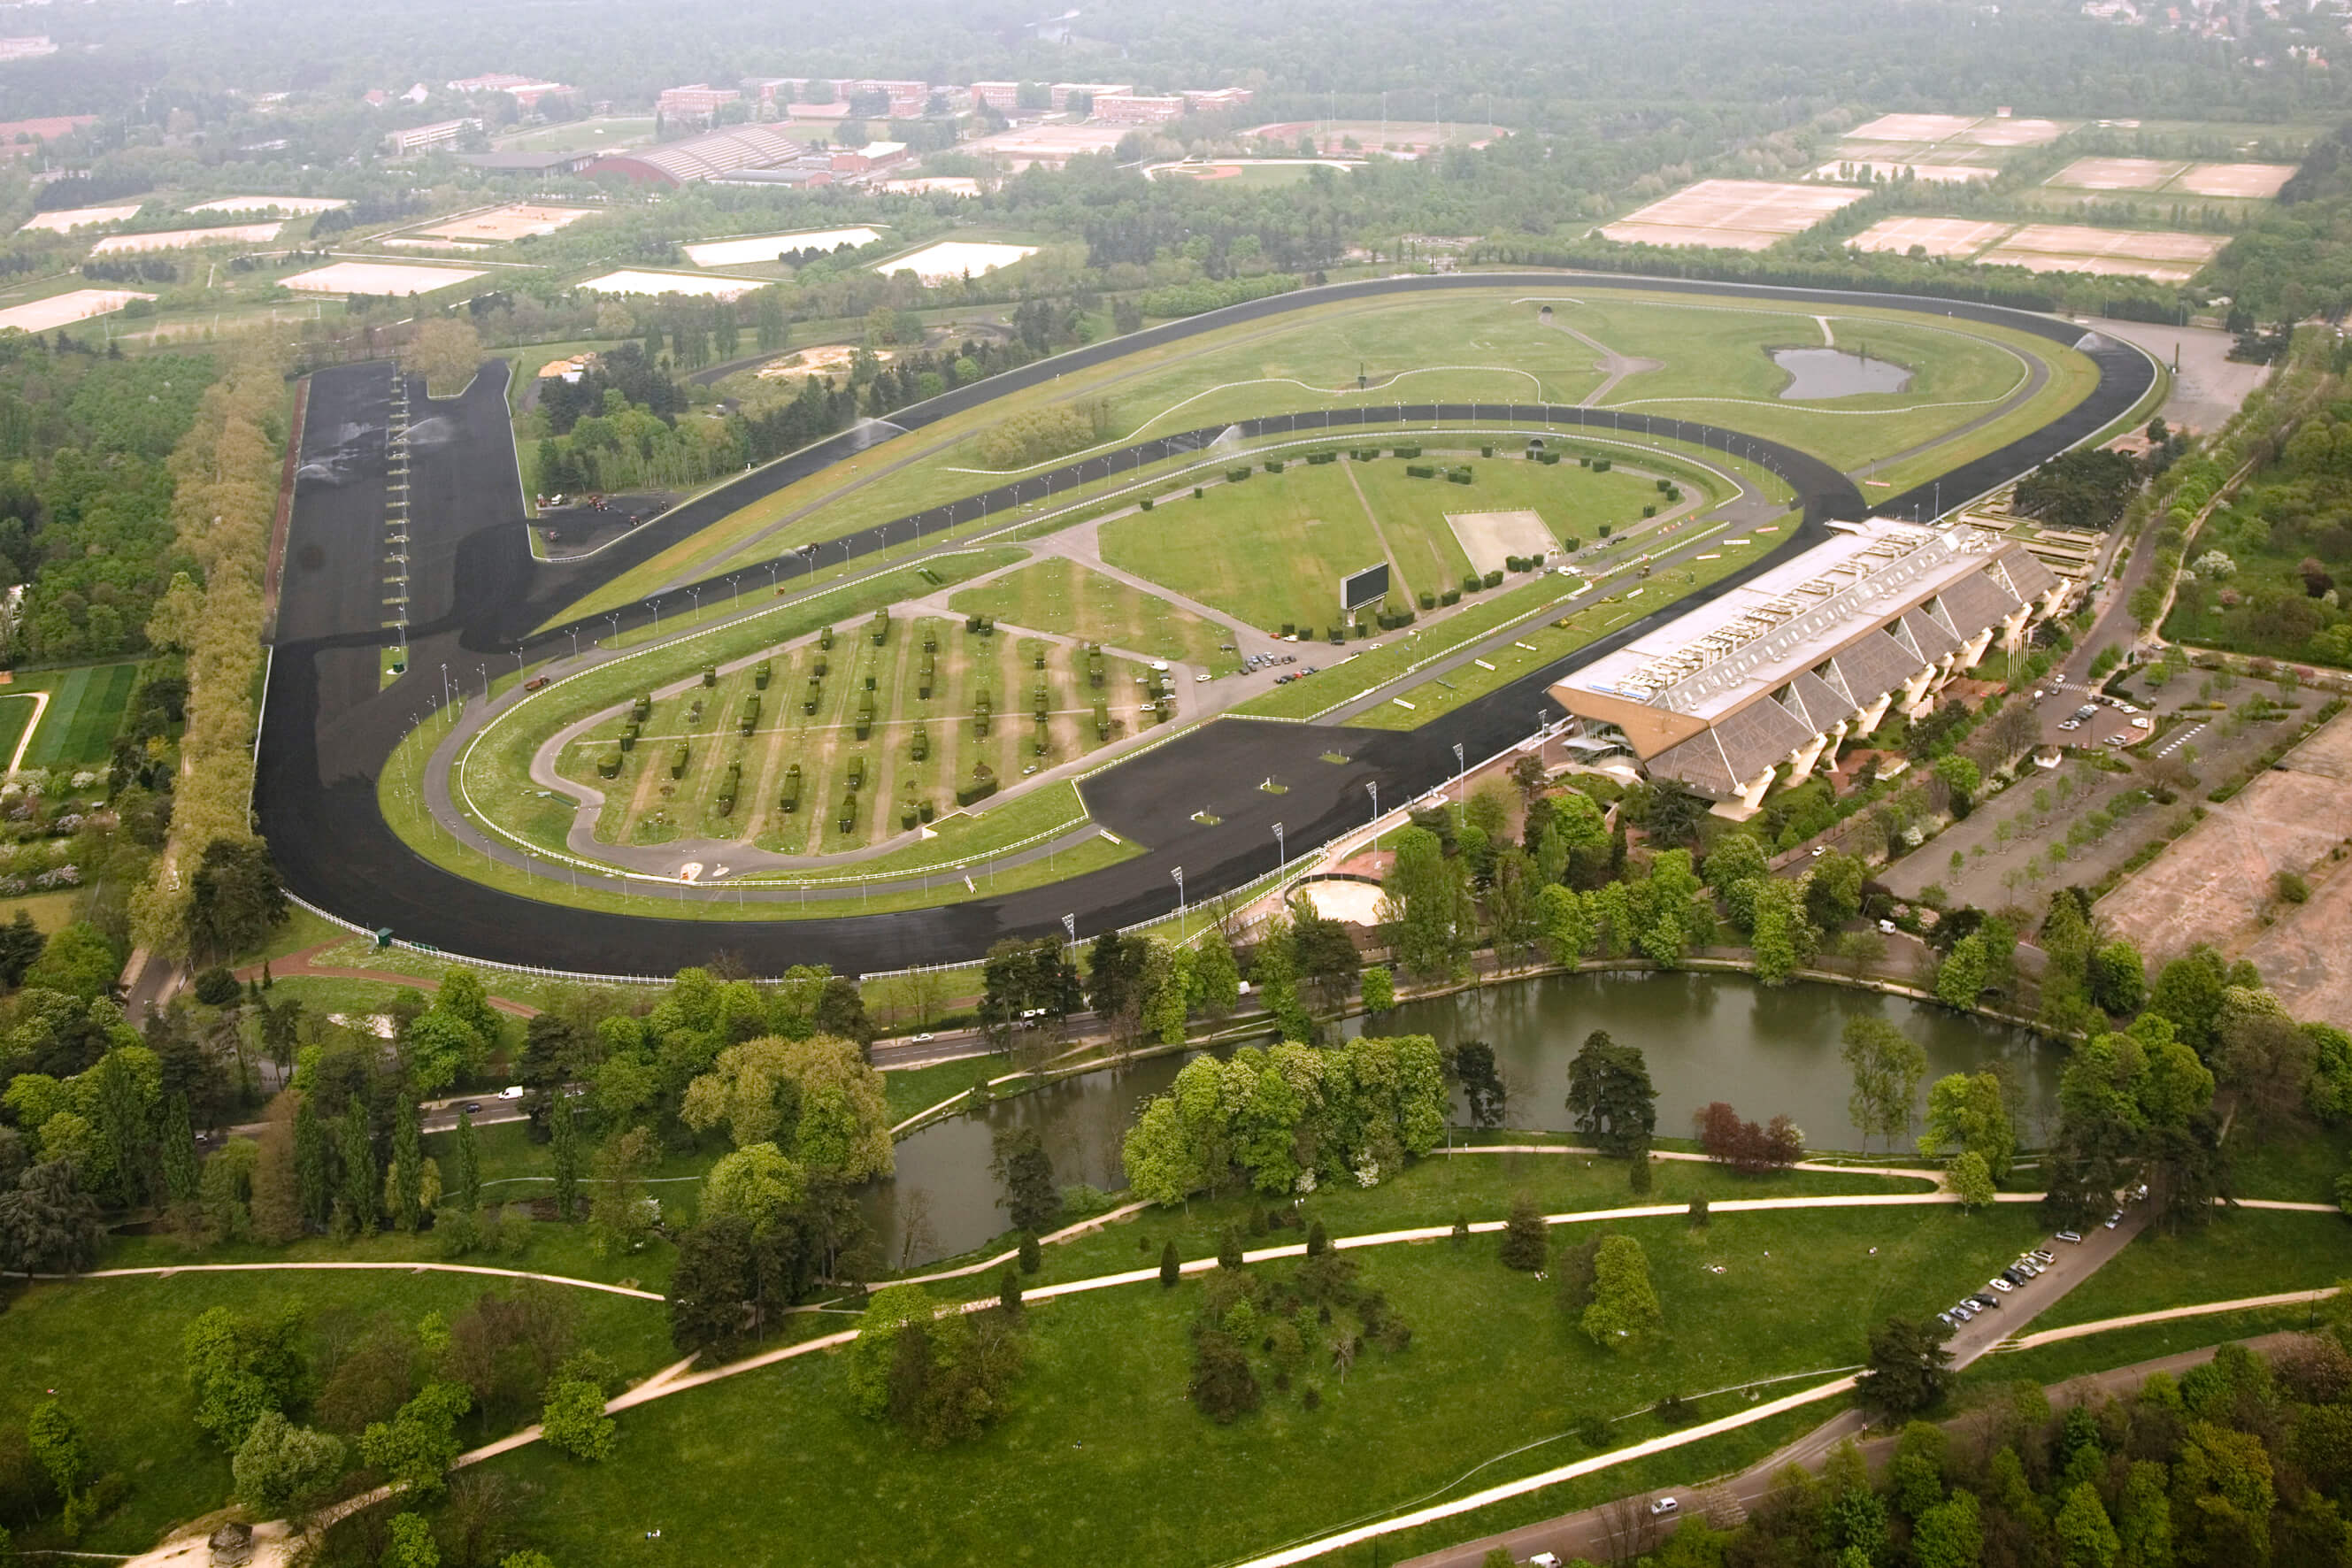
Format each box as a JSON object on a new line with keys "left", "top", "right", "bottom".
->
{"left": 1734, "top": 765, "right": 1776, "bottom": 812}
{"left": 1897, "top": 665, "right": 1937, "bottom": 718}
{"left": 1856, "top": 691, "right": 1895, "bottom": 734}
{"left": 1998, "top": 604, "right": 2033, "bottom": 653}
{"left": 1956, "top": 626, "right": 1996, "bottom": 672}
{"left": 1786, "top": 726, "right": 1837, "bottom": 784}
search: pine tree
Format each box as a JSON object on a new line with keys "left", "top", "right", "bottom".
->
{"left": 391, "top": 1099, "right": 423, "bottom": 1234}
{"left": 340, "top": 1100, "right": 379, "bottom": 1234}
{"left": 159, "top": 1094, "right": 199, "bottom": 1204}
{"left": 454, "top": 1108, "right": 480, "bottom": 1213}
{"left": 292, "top": 1096, "right": 329, "bottom": 1231}
{"left": 1159, "top": 1240, "right": 1180, "bottom": 1287}
{"left": 549, "top": 1089, "right": 581, "bottom": 1222}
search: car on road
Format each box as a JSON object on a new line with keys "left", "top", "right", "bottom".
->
{"left": 2105, "top": 1210, "right": 2125, "bottom": 1229}
{"left": 2056, "top": 1230, "right": 2083, "bottom": 1243}
{"left": 1810, "top": 845, "right": 1826, "bottom": 857}
{"left": 1649, "top": 1498, "right": 1680, "bottom": 1518}
{"left": 496, "top": 1086, "right": 524, "bottom": 1100}
{"left": 1196, "top": 673, "right": 1211, "bottom": 682}
{"left": 910, "top": 1033, "right": 934, "bottom": 1044}
{"left": 461, "top": 1102, "right": 482, "bottom": 1114}
{"left": 2129, "top": 1185, "right": 2148, "bottom": 1203}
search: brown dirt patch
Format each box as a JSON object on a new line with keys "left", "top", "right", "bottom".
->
{"left": 2099, "top": 711, "right": 2352, "bottom": 1026}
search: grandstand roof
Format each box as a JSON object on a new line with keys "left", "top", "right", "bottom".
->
{"left": 587, "top": 125, "right": 807, "bottom": 185}
{"left": 1551, "top": 517, "right": 2064, "bottom": 772}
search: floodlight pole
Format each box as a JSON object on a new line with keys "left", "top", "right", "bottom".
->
{"left": 1172, "top": 865, "right": 1185, "bottom": 916}
{"left": 1453, "top": 742, "right": 1466, "bottom": 822}
{"left": 728, "top": 573, "right": 742, "bottom": 603}
{"left": 1274, "top": 821, "right": 1286, "bottom": 874}
{"left": 567, "top": 626, "right": 579, "bottom": 659}
{"left": 604, "top": 612, "right": 619, "bottom": 646}
{"left": 649, "top": 599, "right": 660, "bottom": 635}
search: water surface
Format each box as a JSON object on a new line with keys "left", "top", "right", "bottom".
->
{"left": 861, "top": 972, "right": 2056, "bottom": 1267}
{"left": 1772, "top": 346, "right": 1913, "bottom": 400}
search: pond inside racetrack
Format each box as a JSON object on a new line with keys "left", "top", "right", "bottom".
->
{"left": 1771, "top": 346, "right": 1914, "bottom": 400}
{"left": 859, "top": 971, "right": 2057, "bottom": 1268}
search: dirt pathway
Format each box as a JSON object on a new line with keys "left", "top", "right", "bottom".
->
{"left": 233, "top": 942, "right": 541, "bottom": 1016}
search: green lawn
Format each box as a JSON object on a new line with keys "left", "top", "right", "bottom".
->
{"left": 557, "top": 285, "right": 2075, "bottom": 622}
{"left": 2031, "top": 1208, "right": 2352, "bottom": 1331}
{"left": 0, "top": 1268, "right": 673, "bottom": 1556}
{"left": 948, "top": 556, "right": 1242, "bottom": 673}
{"left": 0, "top": 689, "right": 35, "bottom": 765}
{"left": 2226, "top": 1122, "right": 2351, "bottom": 1204}
{"left": 9, "top": 661, "right": 139, "bottom": 768}
{"left": 1097, "top": 456, "right": 1696, "bottom": 636}
{"left": 467, "top": 1202, "right": 2047, "bottom": 1567}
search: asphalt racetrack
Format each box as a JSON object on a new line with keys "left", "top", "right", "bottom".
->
{"left": 255, "top": 272, "right": 2156, "bottom": 975}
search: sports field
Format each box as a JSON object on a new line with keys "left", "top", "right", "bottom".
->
{"left": 1600, "top": 178, "right": 1869, "bottom": 251}
{"left": 1098, "top": 456, "right": 1673, "bottom": 634}
{"left": 88, "top": 222, "right": 281, "bottom": 254}
{"left": 281, "top": 260, "right": 486, "bottom": 295}
{"left": 12, "top": 662, "right": 137, "bottom": 768}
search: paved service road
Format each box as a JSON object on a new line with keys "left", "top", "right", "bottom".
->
{"left": 256, "top": 273, "right": 2156, "bottom": 974}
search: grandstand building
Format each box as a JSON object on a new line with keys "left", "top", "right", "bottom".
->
{"left": 1548, "top": 518, "right": 2070, "bottom": 811}
{"left": 585, "top": 125, "right": 805, "bottom": 185}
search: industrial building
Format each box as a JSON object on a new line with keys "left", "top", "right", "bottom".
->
{"left": 385, "top": 118, "right": 480, "bottom": 156}
{"left": 585, "top": 125, "right": 807, "bottom": 185}
{"left": 1547, "top": 518, "right": 2070, "bottom": 810}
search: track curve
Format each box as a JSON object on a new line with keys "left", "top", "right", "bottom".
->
{"left": 256, "top": 272, "right": 2155, "bottom": 975}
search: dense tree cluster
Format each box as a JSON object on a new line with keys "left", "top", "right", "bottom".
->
{"left": 1121, "top": 1035, "right": 1447, "bottom": 1203}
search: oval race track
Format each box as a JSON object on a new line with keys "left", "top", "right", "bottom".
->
{"left": 254, "top": 272, "right": 2156, "bottom": 975}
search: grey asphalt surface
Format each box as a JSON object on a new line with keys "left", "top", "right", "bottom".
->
{"left": 254, "top": 273, "right": 2156, "bottom": 975}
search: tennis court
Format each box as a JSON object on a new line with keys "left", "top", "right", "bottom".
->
{"left": 2174, "top": 162, "right": 2298, "bottom": 198}
{"left": 1849, "top": 217, "right": 2013, "bottom": 257}
{"left": 1602, "top": 179, "right": 1867, "bottom": 250}
{"left": 1846, "top": 112, "right": 1981, "bottom": 142}
{"left": 2048, "top": 157, "right": 2186, "bottom": 191}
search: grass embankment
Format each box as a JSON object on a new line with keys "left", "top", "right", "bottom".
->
{"left": 0, "top": 1270, "right": 673, "bottom": 1556}
{"left": 563, "top": 286, "right": 2064, "bottom": 619}
{"left": 477, "top": 1201, "right": 2047, "bottom": 1567}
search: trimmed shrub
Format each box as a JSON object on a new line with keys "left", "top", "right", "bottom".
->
{"left": 1308, "top": 450, "right": 1338, "bottom": 465}
{"left": 1418, "top": 592, "right": 1435, "bottom": 610}
{"left": 1264, "top": 459, "right": 1285, "bottom": 473}
{"left": 1441, "top": 588, "right": 1460, "bottom": 606}
{"left": 1462, "top": 573, "right": 1482, "bottom": 595}
{"left": 596, "top": 751, "right": 621, "bottom": 779}
{"left": 1139, "top": 496, "right": 1153, "bottom": 511}
{"left": 1226, "top": 467, "right": 1252, "bottom": 483}
{"left": 1406, "top": 463, "right": 1436, "bottom": 480}
{"left": 1482, "top": 569, "right": 1503, "bottom": 589}
{"left": 669, "top": 742, "right": 689, "bottom": 780}
{"left": 701, "top": 665, "right": 717, "bottom": 688}
{"left": 754, "top": 662, "right": 772, "bottom": 689}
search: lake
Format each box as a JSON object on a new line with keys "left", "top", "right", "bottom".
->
{"left": 860, "top": 972, "right": 2056, "bottom": 1267}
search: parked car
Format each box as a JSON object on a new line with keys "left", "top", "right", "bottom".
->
{"left": 2030, "top": 1249, "right": 2056, "bottom": 1264}
{"left": 1988, "top": 1277, "right": 2014, "bottom": 1293}
{"left": 2057, "top": 719, "right": 2079, "bottom": 731}
{"left": 1939, "top": 1311, "right": 1958, "bottom": 1328}
{"left": 2131, "top": 716, "right": 2152, "bottom": 730}
{"left": 2105, "top": 1210, "right": 2125, "bottom": 1229}
{"left": 1950, "top": 1303, "right": 1976, "bottom": 1321}
{"left": 2106, "top": 734, "right": 2130, "bottom": 747}
{"left": 1971, "top": 1294, "right": 2002, "bottom": 1310}
{"left": 2056, "top": 1230, "right": 2083, "bottom": 1244}
{"left": 1649, "top": 1498, "right": 1680, "bottom": 1518}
